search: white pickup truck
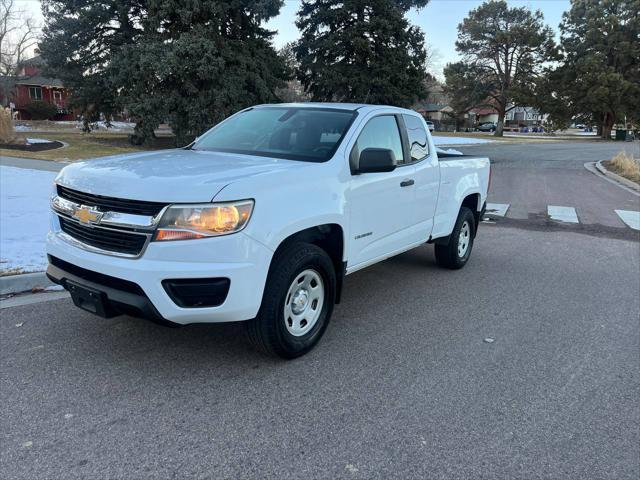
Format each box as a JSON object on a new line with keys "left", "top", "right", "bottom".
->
{"left": 47, "top": 103, "right": 490, "bottom": 358}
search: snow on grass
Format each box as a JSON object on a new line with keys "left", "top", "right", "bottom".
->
{"left": 0, "top": 166, "right": 57, "bottom": 274}
{"left": 104, "top": 121, "right": 135, "bottom": 130}
{"left": 432, "top": 135, "right": 496, "bottom": 146}
{"left": 15, "top": 125, "right": 33, "bottom": 132}
{"left": 26, "top": 138, "right": 55, "bottom": 144}
{"left": 65, "top": 120, "right": 136, "bottom": 131}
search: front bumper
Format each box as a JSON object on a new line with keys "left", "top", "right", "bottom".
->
{"left": 46, "top": 219, "right": 273, "bottom": 325}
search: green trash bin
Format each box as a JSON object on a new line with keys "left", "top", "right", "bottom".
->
{"left": 615, "top": 129, "right": 627, "bottom": 140}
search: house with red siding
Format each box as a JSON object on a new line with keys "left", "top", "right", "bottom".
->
{"left": 0, "top": 56, "right": 74, "bottom": 121}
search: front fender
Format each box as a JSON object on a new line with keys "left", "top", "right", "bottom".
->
{"left": 212, "top": 163, "right": 347, "bottom": 254}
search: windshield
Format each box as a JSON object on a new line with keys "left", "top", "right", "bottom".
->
{"left": 191, "top": 107, "right": 357, "bottom": 162}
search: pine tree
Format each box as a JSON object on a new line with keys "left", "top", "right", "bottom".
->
{"left": 294, "top": 0, "right": 430, "bottom": 107}
{"left": 39, "top": 1, "right": 288, "bottom": 145}
{"left": 443, "top": 61, "right": 493, "bottom": 131}
{"left": 40, "top": 1, "right": 145, "bottom": 124}
{"left": 453, "top": 0, "right": 557, "bottom": 136}
{"left": 558, "top": 0, "right": 640, "bottom": 139}
{"left": 115, "top": 0, "right": 288, "bottom": 145}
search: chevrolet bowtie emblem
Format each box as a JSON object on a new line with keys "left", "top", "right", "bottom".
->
{"left": 73, "top": 205, "right": 103, "bottom": 225}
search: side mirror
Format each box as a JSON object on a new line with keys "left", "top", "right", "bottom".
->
{"left": 357, "top": 148, "right": 396, "bottom": 174}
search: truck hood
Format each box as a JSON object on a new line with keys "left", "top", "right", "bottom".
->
{"left": 55, "top": 149, "right": 309, "bottom": 203}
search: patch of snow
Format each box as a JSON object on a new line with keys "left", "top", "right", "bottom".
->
{"left": 0, "top": 166, "right": 57, "bottom": 274}
{"left": 109, "top": 121, "right": 135, "bottom": 129}
{"left": 45, "top": 284, "right": 65, "bottom": 291}
{"left": 26, "top": 138, "right": 55, "bottom": 144}
{"left": 95, "top": 120, "right": 135, "bottom": 131}
{"left": 15, "top": 125, "right": 32, "bottom": 132}
{"left": 70, "top": 120, "right": 135, "bottom": 132}
{"left": 432, "top": 135, "right": 496, "bottom": 146}
{"left": 435, "top": 146, "right": 463, "bottom": 156}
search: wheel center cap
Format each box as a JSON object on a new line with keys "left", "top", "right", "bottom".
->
{"left": 291, "top": 289, "right": 309, "bottom": 314}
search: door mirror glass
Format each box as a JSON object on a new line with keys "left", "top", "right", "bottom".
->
{"left": 357, "top": 148, "right": 396, "bottom": 173}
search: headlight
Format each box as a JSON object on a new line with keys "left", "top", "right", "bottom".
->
{"left": 154, "top": 200, "right": 254, "bottom": 241}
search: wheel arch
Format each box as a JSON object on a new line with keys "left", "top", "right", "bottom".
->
{"left": 433, "top": 192, "right": 482, "bottom": 245}
{"left": 270, "top": 223, "right": 346, "bottom": 303}
{"left": 460, "top": 192, "right": 482, "bottom": 233}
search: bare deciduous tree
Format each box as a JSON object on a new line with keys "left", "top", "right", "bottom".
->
{"left": 0, "top": 0, "right": 40, "bottom": 76}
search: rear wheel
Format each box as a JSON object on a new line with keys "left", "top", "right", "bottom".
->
{"left": 434, "top": 207, "right": 476, "bottom": 269}
{"left": 246, "top": 242, "right": 336, "bottom": 359}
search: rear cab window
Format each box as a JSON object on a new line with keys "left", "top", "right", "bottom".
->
{"left": 402, "top": 114, "right": 429, "bottom": 162}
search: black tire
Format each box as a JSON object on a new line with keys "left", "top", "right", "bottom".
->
{"left": 246, "top": 242, "right": 336, "bottom": 359}
{"left": 434, "top": 207, "right": 476, "bottom": 270}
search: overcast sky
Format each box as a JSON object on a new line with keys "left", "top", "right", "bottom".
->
{"left": 17, "top": 0, "right": 570, "bottom": 77}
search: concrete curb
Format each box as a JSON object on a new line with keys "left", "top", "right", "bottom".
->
{"left": 0, "top": 155, "right": 68, "bottom": 172}
{"left": 0, "top": 272, "right": 53, "bottom": 295}
{"left": 595, "top": 160, "right": 640, "bottom": 192}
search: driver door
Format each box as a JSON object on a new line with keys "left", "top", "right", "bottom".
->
{"left": 346, "top": 115, "right": 417, "bottom": 270}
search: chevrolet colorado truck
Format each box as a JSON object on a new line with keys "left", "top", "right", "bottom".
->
{"left": 47, "top": 103, "right": 490, "bottom": 358}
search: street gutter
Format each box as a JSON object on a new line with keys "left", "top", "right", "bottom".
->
{"left": 594, "top": 160, "right": 640, "bottom": 192}
{"left": 0, "top": 272, "right": 54, "bottom": 295}
{"left": 0, "top": 155, "right": 68, "bottom": 172}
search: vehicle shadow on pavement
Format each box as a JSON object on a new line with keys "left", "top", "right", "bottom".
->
{"left": 8, "top": 245, "right": 446, "bottom": 370}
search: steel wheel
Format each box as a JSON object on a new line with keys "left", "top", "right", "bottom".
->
{"left": 283, "top": 269, "right": 325, "bottom": 337}
{"left": 457, "top": 221, "right": 471, "bottom": 258}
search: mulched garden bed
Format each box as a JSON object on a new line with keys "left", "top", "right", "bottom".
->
{"left": 0, "top": 141, "right": 64, "bottom": 152}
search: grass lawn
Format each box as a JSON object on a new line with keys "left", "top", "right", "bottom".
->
{"left": 0, "top": 132, "right": 175, "bottom": 161}
{"left": 603, "top": 151, "right": 640, "bottom": 184}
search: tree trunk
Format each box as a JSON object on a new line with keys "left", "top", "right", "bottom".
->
{"left": 600, "top": 112, "right": 615, "bottom": 140}
{"left": 494, "top": 107, "right": 506, "bottom": 137}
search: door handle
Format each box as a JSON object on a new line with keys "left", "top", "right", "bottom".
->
{"left": 400, "top": 179, "right": 415, "bottom": 187}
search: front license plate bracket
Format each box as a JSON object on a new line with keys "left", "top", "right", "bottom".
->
{"left": 65, "top": 280, "right": 117, "bottom": 318}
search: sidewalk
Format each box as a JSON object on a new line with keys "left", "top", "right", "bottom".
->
{"left": 0, "top": 155, "right": 67, "bottom": 172}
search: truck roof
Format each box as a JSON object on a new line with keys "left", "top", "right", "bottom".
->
{"left": 253, "top": 102, "right": 418, "bottom": 115}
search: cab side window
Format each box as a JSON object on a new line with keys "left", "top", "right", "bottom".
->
{"left": 402, "top": 114, "right": 429, "bottom": 162}
{"left": 350, "top": 115, "right": 404, "bottom": 172}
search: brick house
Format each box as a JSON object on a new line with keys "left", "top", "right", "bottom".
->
{"left": 0, "top": 56, "right": 73, "bottom": 120}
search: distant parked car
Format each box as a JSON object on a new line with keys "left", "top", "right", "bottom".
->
{"left": 575, "top": 124, "right": 585, "bottom": 129}
{"left": 477, "top": 122, "right": 496, "bottom": 132}
{"left": 425, "top": 121, "right": 435, "bottom": 132}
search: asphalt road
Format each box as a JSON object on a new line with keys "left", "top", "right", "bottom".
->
{"left": 461, "top": 140, "right": 640, "bottom": 229}
{"left": 1, "top": 140, "right": 639, "bottom": 479}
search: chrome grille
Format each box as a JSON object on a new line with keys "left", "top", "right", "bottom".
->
{"left": 59, "top": 217, "right": 149, "bottom": 256}
{"left": 57, "top": 185, "right": 166, "bottom": 216}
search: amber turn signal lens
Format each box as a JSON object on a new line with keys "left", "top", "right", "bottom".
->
{"left": 154, "top": 230, "right": 207, "bottom": 241}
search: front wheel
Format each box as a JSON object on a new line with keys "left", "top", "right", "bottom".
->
{"left": 434, "top": 207, "right": 476, "bottom": 269}
{"left": 246, "top": 242, "right": 336, "bottom": 359}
